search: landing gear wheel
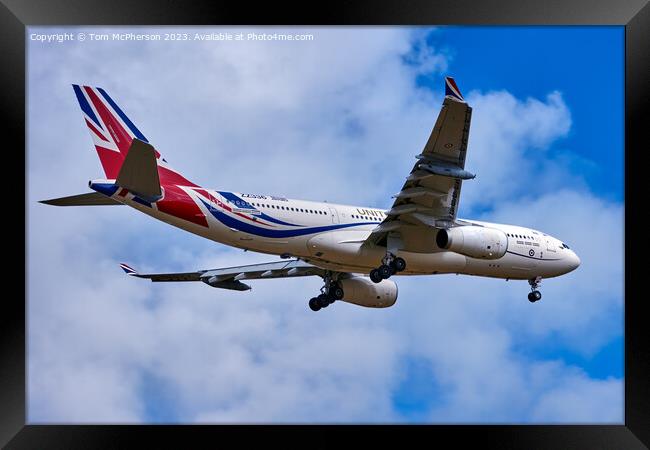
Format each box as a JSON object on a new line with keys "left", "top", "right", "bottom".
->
{"left": 527, "top": 291, "right": 542, "bottom": 303}
{"left": 317, "top": 294, "right": 330, "bottom": 308}
{"left": 527, "top": 277, "right": 543, "bottom": 303}
{"left": 332, "top": 286, "right": 344, "bottom": 300}
{"left": 393, "top": 257, "right": 406, "bottom": 272}
{"left": 309, "top": 297, "right": 321, "bottom": 311}
{"left": 378, "top": 264, "right": 392, "bottom": 279}
{"left": 370, "top": 269, "right": 382, "bottom": 283}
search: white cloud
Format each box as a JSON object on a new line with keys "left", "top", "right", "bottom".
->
{"left": 27, "top": 26, "right": 622, "bottom": 423}
{"left": 460, "top": 90, "right": 572, "bottom": 211}
{"left": 531, "top": 373, "right": 623, "bottom": 423}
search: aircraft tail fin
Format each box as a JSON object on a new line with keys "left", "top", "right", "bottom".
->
{"left": 72, "top": 85, "right": 200, "bottom": 189}
{"left": 72, "top": 85, "right": 159, "bottom": 179}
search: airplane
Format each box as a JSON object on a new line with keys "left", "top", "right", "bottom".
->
{"left": 41, "top": 78, "right": 580, "bottom": 312}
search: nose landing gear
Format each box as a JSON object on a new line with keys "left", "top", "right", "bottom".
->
{"left": 527, "top": 276, "right": 542, "bottom": 303}
{"left": 370, "top": 254, "right": 406, "bottom": 283}
{"left": 308, "top": 272, "right": 344, "bottom": 312}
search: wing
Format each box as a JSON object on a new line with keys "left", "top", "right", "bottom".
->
{"left": 366, "top": 77, "right": 474, "bottom": 253}
{"left": 119, "top": 259, "right": 327, "bottom": 291}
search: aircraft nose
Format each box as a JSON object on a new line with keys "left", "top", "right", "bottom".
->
{"left": 567, "top": 250, "right": 581, "bottom": 272}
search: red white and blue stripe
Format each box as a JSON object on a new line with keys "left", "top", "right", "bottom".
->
{"left": 445, "top": 77, "right": 465, "bottom": 102}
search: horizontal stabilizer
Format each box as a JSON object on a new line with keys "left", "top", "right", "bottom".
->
{"left": 116, "top": 138, "right": 162, "bottom": 200}
{"left": 40, "top": 192, "right": 122, "bottom": 206}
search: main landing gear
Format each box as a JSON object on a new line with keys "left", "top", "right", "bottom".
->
{"left": 527, "top": 276, "right": 542, "bottom": 303}
{"left": 370, "top": 254, "right": 406, "bottom": 283}
{"left": 308, "top": 273, "right": 344, "bottom": 312}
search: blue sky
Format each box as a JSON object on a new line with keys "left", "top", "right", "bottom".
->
{"left": 424, "top": 26, "right": 624, "bottom": 203}
{"left": 27, "top": 26, "right": 623, "bottom": 423}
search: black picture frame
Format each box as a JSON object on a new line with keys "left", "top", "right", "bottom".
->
{"left": 4, "top": 0, "right": 648, "bottom": 447}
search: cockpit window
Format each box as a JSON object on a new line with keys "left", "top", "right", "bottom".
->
{"left": 562, "top": 243, "right": 570, "bottom": 249}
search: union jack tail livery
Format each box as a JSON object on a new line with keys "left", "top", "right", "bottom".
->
{"left": 72, "top": 85, "right": 155, "bottom": 179}
{"left": 72, "top": 85, "right": 198, "bottom": 190}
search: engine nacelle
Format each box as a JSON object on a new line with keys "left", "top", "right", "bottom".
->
{"left": 436, "top": 226, "right": 507, "bottom": 260}
{"left": 339, "top": 276, "right": 398, "bottom": 308}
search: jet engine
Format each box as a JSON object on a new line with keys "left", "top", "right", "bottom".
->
{"left": 436, "top": 226, "right": 507, "bottom": 260}
{"left": 339, "top": 276, "right": 398, "bottom": 308}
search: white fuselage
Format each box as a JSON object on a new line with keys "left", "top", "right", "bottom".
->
{"left": 121, "top": 188, "right": 581, "bottom": 281}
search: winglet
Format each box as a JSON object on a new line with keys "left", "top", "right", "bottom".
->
{"left": 445, "top": 77, "right": 465, "bottom": 102}
{"left": 119, "top": 263, "right": 138, "bottom": 276}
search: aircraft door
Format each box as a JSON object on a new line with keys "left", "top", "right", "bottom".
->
{"left": 329, "top": 207, "right": 339, "bottom": 224}
{"left": 546, "top": 237, "right": 556, "bottom": 252}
